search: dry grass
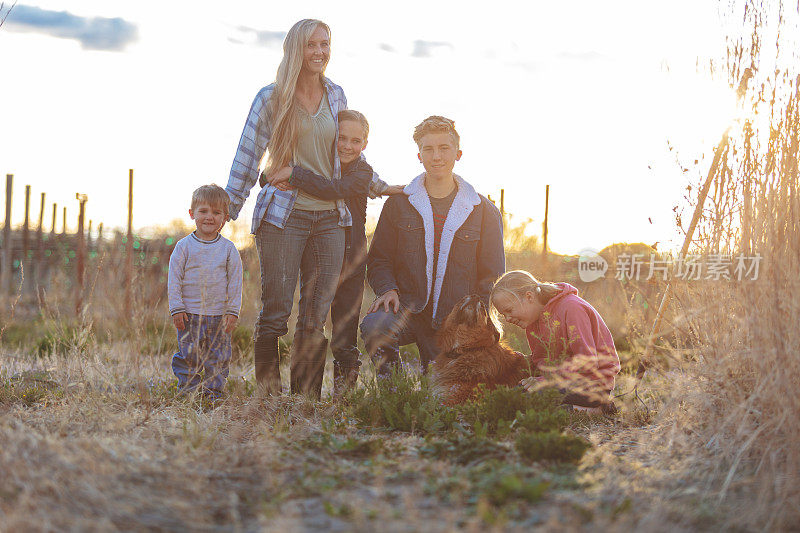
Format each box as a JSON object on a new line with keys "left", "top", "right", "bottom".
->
{"left": 0, "top": 343, "right": 665, "bottom": 532}
{"left": 591, "top": 2, "right": 800, "bottom": 530}
{"left": 2, "top": 2, "right": 799, "bottom": 530}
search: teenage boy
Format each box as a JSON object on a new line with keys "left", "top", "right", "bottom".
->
{"left": 360, "top": 115, "right": 505, "bottom": 374}
{"left": 266, "top": 110, "right": 403, "bottom": 395}
{"left": 168, "top": 184, "right": 243, "bottom": 399}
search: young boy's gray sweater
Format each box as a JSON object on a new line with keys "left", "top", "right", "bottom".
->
{"left": 168, "top": 233, "right": 243, "bottom": 317}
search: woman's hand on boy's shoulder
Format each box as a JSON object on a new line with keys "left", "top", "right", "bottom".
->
{"left": 383, "top": 184, "right": 407, "bottom": 196}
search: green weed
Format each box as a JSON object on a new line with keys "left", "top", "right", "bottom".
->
{"left": 347, "top": 367, "right": 457, "bottom": 434}
{"left": 36, "top": 322, "right": 93, "bottom": 357}
{"left": 302, "top": 432, "right": 388, "bottom": 458}
{"left": 419, "top": 435, "right": 509, "bottom": 465}
{"left": 457, "top": 385, "right": 566, "bottom": 436}
{"left": 514, "top": 430, "right": 591, "bottom": 464}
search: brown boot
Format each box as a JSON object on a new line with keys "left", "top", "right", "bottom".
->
{"left": 254, "top": 335, "right": 281, "bottom": 395}
{"left": 333, "top": 360, "right": 361, "bottom": 397}
{"left": 289, "top": 333, "right": 327, "bottom": 400}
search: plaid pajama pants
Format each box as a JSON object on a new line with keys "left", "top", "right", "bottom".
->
{"left": 171, "top": 313, "right": 231, "bottom": 398}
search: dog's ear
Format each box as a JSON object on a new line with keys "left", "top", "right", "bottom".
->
{"left": 484, "top": 301, "right": 503, "bottom": 343}
{"left": 478, "top": 300, "right": 497, "bottom": 337}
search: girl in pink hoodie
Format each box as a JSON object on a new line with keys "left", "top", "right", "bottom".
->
{"left": 490, "top": 270, "right": 620, "bottom": 410}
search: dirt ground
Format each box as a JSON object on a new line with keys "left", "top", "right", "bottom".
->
{"left": 0, "top": 342, "right": 723, "bottom": 533}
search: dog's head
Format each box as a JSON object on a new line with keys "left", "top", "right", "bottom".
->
{"left": 438, "top": 294, "right": 503, "bottom": 354}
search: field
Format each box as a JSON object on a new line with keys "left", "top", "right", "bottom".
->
{"left": 2, "top": 1, "right": 800, "bottom": 530}
{"left": 0, "top": 215, "right": 795, "bottom": 531}
{"left": 0, "top": 316, "right": 670, "bottom": 532}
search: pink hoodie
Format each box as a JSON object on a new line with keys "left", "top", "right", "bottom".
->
{"left": 525, "top": 283, "right": 620, "bottom": 395}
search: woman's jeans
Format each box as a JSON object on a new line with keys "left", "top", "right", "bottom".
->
{"left": 254, "top": 209, "right": 345, "bottom": 396}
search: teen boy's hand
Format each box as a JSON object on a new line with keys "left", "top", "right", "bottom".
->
{"left": 223, "top": 314, "right": 238, "bottom": 334}
{"left": 368, "top": 289, "right": 400, "bottom": 314}
{"left": 172, "top": 312, "right": 187, "bottom": 331}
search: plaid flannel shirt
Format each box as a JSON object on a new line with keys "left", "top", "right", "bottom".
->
{"left": 225, "top": 78, "right": 351, "bottom": 234}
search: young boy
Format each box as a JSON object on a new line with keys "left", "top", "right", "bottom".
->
{"left": 266, "top": 110, "right": 403, "bottom": 395}
{"left": 360, "top": 115, "right": 505, "bottom": 374}
{"left": 168, "top": 184, "right": 243, "bottom": 400}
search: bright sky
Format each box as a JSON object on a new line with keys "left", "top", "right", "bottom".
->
{"left": 0, "top": 0, "right": 737, "bottom": 255}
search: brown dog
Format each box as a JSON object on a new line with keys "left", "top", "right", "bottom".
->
{"left": 431, "top": 294, "right": 530, "bottom": 405}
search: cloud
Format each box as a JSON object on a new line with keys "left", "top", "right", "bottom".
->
{"left": 5, "top": 4, "right": 138, "bottom": 51}
{"left": 378, "top": 43, "right": 396, "bottom": 53}
{"left": 235, "top": 26, "right": 286, "bottom": 48}
{"left": 411, "top": 39, "right": 454, "bottom": 58}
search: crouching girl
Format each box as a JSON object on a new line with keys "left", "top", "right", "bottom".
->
{"left": 490, "top": 270, "right": 620, "bottom": 412}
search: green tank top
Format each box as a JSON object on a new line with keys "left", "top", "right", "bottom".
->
{"left": 292, "top": 94, "right": 337, "bottom": 211}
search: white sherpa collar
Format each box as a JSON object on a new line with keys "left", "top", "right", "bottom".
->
{"left": 404, "top": 173, "right": 481, "bottom": 317}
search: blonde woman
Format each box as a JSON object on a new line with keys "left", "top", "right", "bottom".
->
{"left": 225, "top": 19, "right": 353, "bottom": 399}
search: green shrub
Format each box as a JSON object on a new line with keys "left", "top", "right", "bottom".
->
{"left": 423, "top": 461, "right": 550, "bottom": 509}
{"left": 36, "top": 323, "right": 93, "bottom": 356}
{"left": 0, "top": 372, "right": 61, "bottom": 406}
{"left": 138, "top": 322, "right": 178, "bottom": 356}
{"left": 514, "top": 430, "right": 591, "bottom": 464}
{"left": 0, "top": 321, "right": 45, "bottom": 348}
{"left": 347, "top": 367, "right": 457, "bottom": 434}
{"left": 470, "top": 462, "right": 549, "bottom": 506}
{"left": 480, "top": 472, "right": 549, "bottom": 506}
{"left": 457, "top": 386, "right": 566, "bottom": 436}
{"left": 231, "top": 325, "right": 253, "bottom": 361}
{"left": 514, "top": 407, "right": 571, "bottom": 434}
{"left": 303, "top": 432, "right": 387, "bottom": 458}
{"left": 419, "top": 435, "right": 509, "bottom": 465}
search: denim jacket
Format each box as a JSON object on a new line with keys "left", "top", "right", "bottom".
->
{"left": 367, "top": 173, "right": 505, "bottom": 328}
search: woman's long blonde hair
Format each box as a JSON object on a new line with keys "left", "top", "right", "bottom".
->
{"left": 264, "top": 19, "right": 331, "bottom": 177}
{"left": 490, "top": 270, "right": 562, "bottom": 308}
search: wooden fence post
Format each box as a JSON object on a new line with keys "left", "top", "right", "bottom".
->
{"left": 125, "top": 169, "right": 134, "bottom": 316}
{"left": 62, "top": 206, "right": 67, "bottom": 235}
{"left": 51, "top": 203, "right": 57, "bottom": 234}
{"left": 23, "top": 185, "right": 30, "bottom": 263}
{"left": 37, "top": 192, "right": 46, "bottom": 307}
{"left": 22, "top": 185, "right": 30, "bottom": 295}
{"left": 542, "top": 184, "right": 550, "bottom": 256}
{"left": 75, "top": 193, "right": 88, "bottom": 317}
{"left": 2, "top": 174, "right": 12, "bottom": 297}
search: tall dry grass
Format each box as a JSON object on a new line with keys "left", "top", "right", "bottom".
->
{"left": 620, "top": 1, "right": 800, "bottom": 529}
